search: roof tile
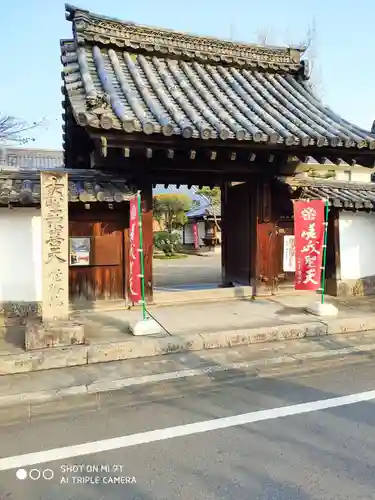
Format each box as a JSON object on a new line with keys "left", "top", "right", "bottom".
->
{"left": 284, "top": 177, "right": 375, "bottom": 210}
{"left": 61, "top": 6, "right": 375, "bottom": 150}
{"left": 0, "top": 168, "right": 134, "bottom": 205}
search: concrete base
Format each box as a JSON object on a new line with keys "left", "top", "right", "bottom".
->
{"left": 3, "top": 314, "right": 375, "bottom": 375}
{"left": 130, "top": 318, "right": 164, "bottom": 336}
{"left": 25, "top": 318, "right": 85, "bottom": 350}
{"left": 306, "top": 301, "right": 339, "bottom": 318}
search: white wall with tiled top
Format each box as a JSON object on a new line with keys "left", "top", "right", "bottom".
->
{"left": 334, "top": 170, "right": 372, "bottom": 183}
{"left": 350, "top": 171, "right": 372, "bottom": 182}
{"left": 0, "top": 208, "right": 42, "bottom": 302}
{"left": 339, "top": 211, "right": 375, "bottom": 279}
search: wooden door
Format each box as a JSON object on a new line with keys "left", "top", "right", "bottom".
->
{"left": 274, "top": 220, "right": 295, "bottom": 289}
{"left": 69, "top": 206, "right": 128, "bottom": 302}
{"left": 256, "top": 221, "right": 277, "bottom": 292}
{"left": 222, "top": 182, "right": 251, "bottom": 285}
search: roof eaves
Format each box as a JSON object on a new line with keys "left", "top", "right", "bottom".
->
{"left": 62, "top": 7, "right": 375, "bottom": 156}
{"left": 0, "top": 167, "right": 135, "bottom": 205}
{"left": 280, "top": 177, "right": 375, "bottom": 211}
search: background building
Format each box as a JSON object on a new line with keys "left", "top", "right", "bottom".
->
{"left": 0, "top": 147, "right": 63, "bottom": 169}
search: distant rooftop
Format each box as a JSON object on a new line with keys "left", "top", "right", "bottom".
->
{"left": 0, "top": 147, "right": 63, "bottom": 169}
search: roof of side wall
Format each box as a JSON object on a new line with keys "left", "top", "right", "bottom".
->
{"left": 280, "top": 176, "right": 375, "bottom": 210}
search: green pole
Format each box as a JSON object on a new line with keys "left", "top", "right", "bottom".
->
{"left": 320, "top": 199, "right": 329, "bottom": 305}
{"left": 137, "top": 191, "right": 147, "bottom": 321}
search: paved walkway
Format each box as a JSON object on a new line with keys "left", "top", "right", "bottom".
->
{"left": 153, "top": 251, "right": 221, "bottom": 290}
{"left": 75, "top": 293, "right": 375, "bottom": 341}
{"left": 1, "top": 292, "right": 374, "bottom": 357}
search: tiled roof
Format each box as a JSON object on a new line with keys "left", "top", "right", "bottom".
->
{"left": 284, "top": 177, "right": 375, "bottom": 210}
{"left": 0, "top": 168, "right": 134, "bottom": 205}
{"left": 152, "top": 184, "right": 209, "bottom": 205}
{"left": 187, "top": 202, "right": 221, "bottom": 219}
{"left": 61, "top": 5, "right": 375, "bottom": 151}
{"left": 153, "top": 184, "right": 198, "bottom": 198}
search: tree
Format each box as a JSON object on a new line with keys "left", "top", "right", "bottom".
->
{"left": 256, "top": 19, "right": 322, "bottom": 98}
{"left": 0, "top": 113, "right": 46, "bottom": 145}
{"left": 196, "top": 186, "right": 221, "bottom": 231}
{"left": 153, "top": 193, "right": 192, "bottom": 233}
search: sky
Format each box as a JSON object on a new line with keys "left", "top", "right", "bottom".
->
{"left": 0, "top": 0, "right": 374, "bottom": 149}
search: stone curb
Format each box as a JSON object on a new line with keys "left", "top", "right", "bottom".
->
{"left": 1, "top": 316, "right": 375, "bottom": 376}
{"left": 1, "top": 342, "right": 375, "bottom": 409}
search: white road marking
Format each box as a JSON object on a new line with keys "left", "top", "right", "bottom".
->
{"left": 0, "top": 389, "right": 374, "bottom": 471}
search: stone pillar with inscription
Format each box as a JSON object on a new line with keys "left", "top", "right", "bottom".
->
{"left": 25, "top": 171, "right": 85, "bottom": 350}
{"left": 41, "top": 170, "right": 69, "bottom": 320}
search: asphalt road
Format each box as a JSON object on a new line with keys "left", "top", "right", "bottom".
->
{"left": 1, "top": 359, "right": 375, "bottom": 499}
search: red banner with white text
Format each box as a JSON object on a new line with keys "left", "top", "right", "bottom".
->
{"left": 293, "top": 200, "right": 325, "bottom": 291}
{"left": 129, "top": 195, "right": 142, "bottom": 304}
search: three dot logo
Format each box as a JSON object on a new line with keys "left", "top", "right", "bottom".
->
{"left": 16, "top": 468, "right": 54, "bottom": 481}
{"left": 16, "top": 469, "right": 27, "bottom": 480}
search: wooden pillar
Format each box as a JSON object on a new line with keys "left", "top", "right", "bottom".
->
{"left": 140, "top": 183, "right": 153, "bottom": 303}
{"left": 251, "top": 180, "right": 278, "bottom": 296}
{"left": 326, "top": 207, "right": 341, "bottom": 296}
{"left": 221, "top": 181, "right": 251, "bottom": 286}
{"left": 249, "top": 181, "right": 259, "bottom": 295}
{"left": 40, "top": 171, "right": 69, "bottom": 320}
{"left": 220, "top": 182, "right": 228, "bottom": 285}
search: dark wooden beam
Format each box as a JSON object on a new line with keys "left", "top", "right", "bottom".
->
{"left": 85, "top": 129, "right": 375, "bottom": 167}
{"left": 96, "top": 151, "right": 284, "bottom": 175}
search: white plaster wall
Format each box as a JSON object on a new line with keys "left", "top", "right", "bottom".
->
{"left": 184, "top": 222, "right": 205, "bottom": 245}
{"left": 339, "top": 211, "right": 375, "bottom": 280}
{"left": 183, "top": 223, "right": 194, "bottom": 244}
{"left": 350, "top": 172, "right": 372, "bottom": 183}
{"left": 0, "top": 208, "right": 42, "bottom": 302}
{"left": 335, "top": 171, "right": 372, "bottom": 183}
{"left": 335, "top": 171, "right": 350, "bottom": 181}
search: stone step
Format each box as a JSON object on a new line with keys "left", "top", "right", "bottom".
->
{"left": 152, "top": 286, "right": 253, "bottom": 305}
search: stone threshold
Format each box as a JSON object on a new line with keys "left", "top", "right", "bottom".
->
{"left": 0, "top": 289, "right": 313, "bottom": 321}
{"left": 1, "top": 315, "right": 375, "bottom": 376}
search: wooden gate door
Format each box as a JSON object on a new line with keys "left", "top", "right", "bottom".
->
{"left": 274, "top": 220, "right": 295, "bottom": 290}
{"left": 257, "top": 219, "right": 295, "bottom": 293}
{"left": 256, "top": 221, "right": 278, "bottom": 293}
{"left": 69, "top": 207, "right": 128, "bottom": 302}
{"left": 221, "top": 182, "right": 251, "bottom": 285}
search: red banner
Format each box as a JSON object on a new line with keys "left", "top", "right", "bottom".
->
{"left": 129, "top": 195, "right": 142, "bottom": 304}
{"left": 294, "top": 200, "right": 325, "bottom": 291}
{"left": 192, "top": 222, "right": 199, "bottom": 250}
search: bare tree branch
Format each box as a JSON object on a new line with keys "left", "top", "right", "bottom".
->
{"left": 256, "top": 26, "right": 275, "bottom": 46}
{"left": 256, "top": 19, "right": 323, "bottom": 98}
{"left": 295, "top": 18, "right": 317, "bottom": 54}
{"left": 0, "top": 114, "right": 46, "bottom": 145}
{"left": 298, "top": 19, "right": 323, "bottom": 99}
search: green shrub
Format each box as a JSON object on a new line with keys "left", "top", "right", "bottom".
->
{"left": 154, "top": 231, "right": 181, "bottom": 256}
